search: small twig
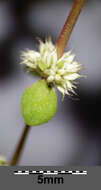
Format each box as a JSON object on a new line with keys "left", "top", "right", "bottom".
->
{"left": 10, "top": 124, "right": 30, "bottom": 166}
{"left": 56, "top": 0, "right": 86, "bottom": 58}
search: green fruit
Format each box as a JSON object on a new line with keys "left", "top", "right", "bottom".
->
{"left": 21, "top": 79, "right": 57, "bottom": 126}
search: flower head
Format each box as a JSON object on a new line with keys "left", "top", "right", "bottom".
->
{"left": 21, "top": 39, "right": 83, "bottom": 96}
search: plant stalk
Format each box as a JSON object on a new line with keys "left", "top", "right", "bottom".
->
{"left": 56, "top": 0, "right": 86, "bottom": 58}
{"left": 10, "top": 124, "right": 30, "bottom": 166}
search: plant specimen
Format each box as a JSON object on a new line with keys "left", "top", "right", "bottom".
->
{"left": 0, "top": 0, "right": 86, "bottom": 166}
{"left": 20, "top": 0, "right": 85, "bottom": 126}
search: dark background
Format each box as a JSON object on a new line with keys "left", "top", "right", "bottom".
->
{"left": 0, "top": 0, "right": 101, "bottom": 165}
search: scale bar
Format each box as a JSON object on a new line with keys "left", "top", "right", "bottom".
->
{"left": 14, "top": 170, "right": 87, "bottom": 176}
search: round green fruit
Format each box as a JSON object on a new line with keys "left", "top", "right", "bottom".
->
{"left": 21, "top": 79, "right": 57, "bottom": 126}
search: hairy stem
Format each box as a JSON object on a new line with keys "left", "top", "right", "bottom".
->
{"left": 56, "top": 0, "right": 86, "bottom": 58}
{"left": 10, "top": 124, "right": 30, "bottom": 166}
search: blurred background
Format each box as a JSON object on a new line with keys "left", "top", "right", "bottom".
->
{"left": 0, "top": 0, "right": 101, "bottom": 165}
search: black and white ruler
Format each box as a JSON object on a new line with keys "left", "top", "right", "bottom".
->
{"left": 14, "top": 170, "right": 87, "bottom": 175}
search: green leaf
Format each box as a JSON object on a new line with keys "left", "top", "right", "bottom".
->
{"left": 21, "top": 80, "right": 57, "bottom": 126}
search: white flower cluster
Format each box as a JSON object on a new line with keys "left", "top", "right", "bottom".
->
{"left": 21, "top": 39, "right": 83, "bottom": 96}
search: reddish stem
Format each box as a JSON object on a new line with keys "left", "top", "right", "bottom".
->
{"left": 56, "top": 0, "right": 85, "bottom": 58}
{"left": 10, "top": 124, "right": 30, "bottom": 166}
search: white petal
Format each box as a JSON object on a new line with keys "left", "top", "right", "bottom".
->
{"left": 64, "top": 73, "right": 81, "bottom": 80}
{"left": 55, "top": 74, "right": 61, "bottom": 82}
{"left": 66, "top": 81, "right": 72, "bottom": 89}
{"left": 51, "top": 51, "right": 57, "bottom": 65}
{"left": 47, "top": 75, "right": 54, "bottom": 83}
{"left": 62, "top": 51, "right": 71, "bottom": 59}
{"left": 46, "top": 53, "right": 52, "bottom": 67}
{"left": 47, "top": 51, "right": 57, "bottom": 67}
{"left": 39, "top": 42, "right": 46, "bottom": 55}
{"left": 57, "top": 85, "right": 65, "bottom": 95}
{"left": 64, "top": 63, "right": 79, "bottom": 72}
{"left": 57, "top": 69, "right": 67, "bottom": 75}
{"left": 66, "top": 54, "right": 75, "bottom": 63}
{"left": 24, "top": 62, "right": 36, "bottom": 69}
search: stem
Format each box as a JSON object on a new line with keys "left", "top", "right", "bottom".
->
{"left": 56, "top": 0, "right": 86, "bottom": 58}
{"left": 10, "top": 124, "right": 30, "bottom": 166}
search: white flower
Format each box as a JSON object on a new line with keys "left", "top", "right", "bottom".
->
{"left": 20, "top": 38, "right": 83, "bottom": 96}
